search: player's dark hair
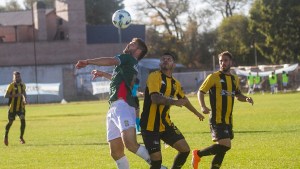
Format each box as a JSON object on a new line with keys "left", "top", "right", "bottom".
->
{"left": 163, "top": 52, "right": 177, "bottom": 61}
{"left": 133, "top": 38, "right": 148, "bottom": 61}
{"left": 218, "top": 51, "right": 233, "bottom": 60}
{"left": 13, "top": 71, "right": 20, "bottom": 75}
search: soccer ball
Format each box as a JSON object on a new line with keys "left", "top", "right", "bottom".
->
{"left": 112, "top": 9, "right": 131, "bottom": 29}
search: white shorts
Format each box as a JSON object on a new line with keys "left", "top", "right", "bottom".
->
{"left": 106, "top": 99, "right": 136, "bottom": 141}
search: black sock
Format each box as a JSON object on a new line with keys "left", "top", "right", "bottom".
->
{"left": 210, "top": 145, "right": 230, "bottom": 169}
{"left": 198, "top": 144, "right": 230, "bottom": 157}
{"left": 171, "top": 151, "right": 190, "bottom": 169}
{"left": 5, "top": 122, "right": 13, "bottom": 137}
{"left": 198, "top": 144, "right": 220, "bottom": 157}
{"left": 151, "top": 160, "right": 162, "bottom": 169}
{"left": 20, "top": 119, "right": 26, "bottom": 138}
{"left": 211, "top": 153, "right": 226, "bottom": 169}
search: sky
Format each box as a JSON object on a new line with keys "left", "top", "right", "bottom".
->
{"left": 0, "top": 0, "right": 134, "bottom": 11}
{"left": 0, "top": 0, "right": 250, "bottom": 29}
{"left": 0, "top": 0, "right": 139, "bottom": 20}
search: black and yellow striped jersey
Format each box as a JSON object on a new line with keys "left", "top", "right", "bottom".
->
{"left": 5, "top": 82, "right": 26, "bottom": 113}
{"left": 140, "top": 71, "right": 185, "bottom": 132}
{"left": 200, "top": 71, "right": 241, "bottom": 125}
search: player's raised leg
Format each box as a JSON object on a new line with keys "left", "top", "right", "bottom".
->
{"left": 122, "top": 127, "right": 151, "bottom": 164}
{"left": 109, "top": 137, "right": 129, "bottom": 169}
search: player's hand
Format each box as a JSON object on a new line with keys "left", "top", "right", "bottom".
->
{"left": 246, "top": 97, "right": 254, "bottom": 105}
{"left": 196, "top": 112, "right": 205, "bottom": 121}
{"left": 75, "top": 60, "right": 88, "bottom": 69}
{"left": 201, "top": 106, "right": 211, "bottom": 114}
{"left": 138, "top": 92, "right": 144, "bottom": 97}
{"left": 91, "top": 70, "right": 105, "bottom": 80}
{"left": 21, "top": 95, "right": 27, "bottom": 105}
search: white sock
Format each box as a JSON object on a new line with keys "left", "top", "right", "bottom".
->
{"left": 116, "top": 156, "right": 129, "bottom": 169}
{"left": 136, "top": 145, "right": 151, "bottom": 164}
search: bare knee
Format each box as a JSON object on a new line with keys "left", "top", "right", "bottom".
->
{"left": 121, "top": 128, "right": 139, "bottom": 152}
{"left": 123, "top": 139, "right": 139, "bottom": 153}
{"left": 109, "top": 138, "right": 125, "bottom": 160}
{"left": 110, "top": 149, "right": 125, "bottom": 160}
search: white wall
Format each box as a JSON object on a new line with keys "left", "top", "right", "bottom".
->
{"left": 0, "top": 64, "right": 73, "bottom": 103}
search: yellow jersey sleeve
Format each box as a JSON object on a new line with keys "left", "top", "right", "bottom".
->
{"left": 199, "top": 74, "right": 215, "bottom": 93}
{"left": 147, "top": 72, "right": 161, "bottom": 95}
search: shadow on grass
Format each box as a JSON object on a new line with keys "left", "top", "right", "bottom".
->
{"left": 26, "top": 112, "right": 102, "bottom": 121}
{"left": 185, "top": 129, "right": 298, "bottom": 135}
{"left": 24, "top": 141, "right": 145, "bottom": 147}
{"left": 25, "top": 142, "right": 108, "bottom": 146}
{"left": 235, "top": 129, "right": 299, "bottom": 133}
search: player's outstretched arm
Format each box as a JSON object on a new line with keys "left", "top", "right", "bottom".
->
{"left": 183, "top": 97, "right": 205, "bottom": 121}
{"left": 150, "top": 93, "right": 186, "bottom": 107}
{"left": 236, "top": 94, "right": 254, "bottom": 105}
{"left": 75, "top": 57, "right": 120, "bottom": 69}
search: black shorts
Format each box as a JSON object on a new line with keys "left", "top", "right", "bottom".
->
{"left": 210, "top": 124, "right": 234, "bottom": 141}
{"left": 8, "top": 110, "right": 25, "bottom": 121}
{"left": 133, "top": 96, "right": 139, "bottom": 109}
{"left": 141, "top": 123, "right": 185, "bottom": 154}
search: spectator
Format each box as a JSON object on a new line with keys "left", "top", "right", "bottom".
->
{"left": 247, "top": 72, "right": 254, "bottom": 95}
{"left": 282, "top": 71, "right": 289, "bottom": 93}
{"left": 268, "top": 71, "right": 278, "bottom": 94}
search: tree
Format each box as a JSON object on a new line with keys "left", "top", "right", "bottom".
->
{"left": 23, "top": 0, "right": 55, "bottom": 9}
{"left": 249, "top": 0, "right": 300, "bottom": 64}
{"left": 203, "top": 0, "right": 249, "bottom": 18}
{"left": 85, "top": 0, "right": 124, "bottom": 25}
{"left": 215, "top": 15, "right": 253, "bottom": 65}
{"left": 3, "top": 0, "right": 22, "bottom": 11}
{"left": 134, "top": 0, "right": 199, "bottom": 67}
{"left": 0, "top": 5, "right": 5, "bottom": 12}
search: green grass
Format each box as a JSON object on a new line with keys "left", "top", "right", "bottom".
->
{"left": 0, "top": 93, "right": 300, "bottom": 169}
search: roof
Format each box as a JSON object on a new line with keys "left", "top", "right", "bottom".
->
{"left": 0, "top": 9, "right": 54, "bottom": 26}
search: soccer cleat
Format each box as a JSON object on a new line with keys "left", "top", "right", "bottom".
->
{"left": 4, "top": 136, "right": 8, "bottom": 146}
{"left": 192, "top": 149, "right": 201, "bottom": 169}
{"left": 20, "top": 138, "right": 26, "bottom": 144}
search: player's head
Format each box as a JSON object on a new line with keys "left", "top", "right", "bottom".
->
{"left": 160, "top": 52, "right": 176, "bottom": 71}
{"left": 218, "top": 51, "right": 233, "bottom": 73}
{"left": 123, "top": 38, "right": 148, "bottom": 61}
{"left": 13, "top": 71, "right": 22, "bottom": 83}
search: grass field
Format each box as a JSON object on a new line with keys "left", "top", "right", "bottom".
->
{"left": 0, "top": 92, "right": 300, "bottom": 169}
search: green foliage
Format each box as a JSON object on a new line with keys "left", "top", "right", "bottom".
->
{"left": 132, "top": 0, "right": 252, "bottom": 68}
{"left": 0, "top": 5, "right": 5, "bottom": 12}
{"left": 203, "top": 0, "right": 248, "bottom": 18}
{"left": 23, "top": 0, "right": 55, "bottom": 9}
{"left": 216, "top": 15, "right": 253, "bottom": 66}
{"left": 249, "top": 0, "right": 300, "bottom": 64}
{"left": 85, "top": 0, "right": 124, "bottom": 25}
{"left": 1, "top": 93, "right": 300, "bottom": 168}
{"left": 1, "top": 0, "right": 22, "bottom": 11}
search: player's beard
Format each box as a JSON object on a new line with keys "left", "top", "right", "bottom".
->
{"left": 160, "top": 62, "right": 173, "bottom": 72}
{"left": 14, "top": 78, "right": 21, "bottom": 84}
{"left": 221, "top": 66, "right": 230, "bottom": 73}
